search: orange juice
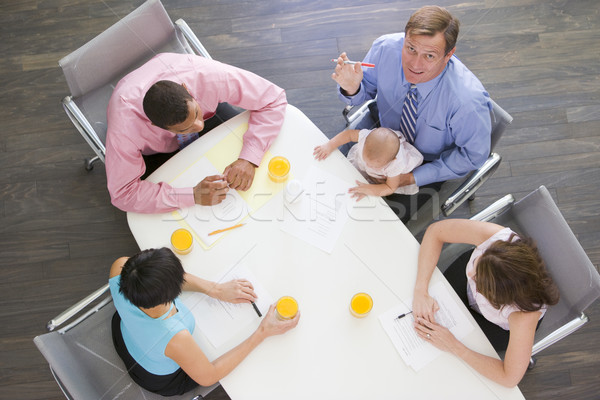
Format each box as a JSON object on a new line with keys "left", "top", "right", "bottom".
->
{"left": 268, "top": 156, "right": 290, "bottom": 183}
{"left": 350, "top": 292, "right": 373, "bottom": 318}
{"left": 171, "top": 228, "right": 193, "bottom": 255}
{"left": 275, "top": 296, "right": 298, "bottom": 320}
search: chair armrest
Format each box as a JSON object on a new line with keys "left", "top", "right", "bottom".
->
{"left": 469, "top": 194, "right": 515, "bottom": 222}
{"left": 47, "top": 283, "right": 110, "bottom": 332}
{"left": 532, "top": 313, "right": 588, "bottom": 356}
{"left": 342, "top": 99, "right": 376, "bottom": 126}
{"left": 175, "top": 19, "right": 212, "bottom": 59}
{"left": 62, "top": 96, "right": 106, "bottom": 162}
{"left": 441, "top": 153, "right": 502, "bottom": 216}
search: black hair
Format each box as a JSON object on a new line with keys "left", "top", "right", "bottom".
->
{"left": 119, "top": 247, "right": 185, "bottom": 309}
{"left": 142, "top": 80, "right": 193, "bottom": 129}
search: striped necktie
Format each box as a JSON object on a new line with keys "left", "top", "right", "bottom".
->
{"left": 177, "top": 132, "right": 200, "bottom": 149}
{"left": 400, "top": 84, "right": 418, "bottom": 144}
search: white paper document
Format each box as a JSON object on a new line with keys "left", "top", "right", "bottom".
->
{"left": 183, "top": 263, "right": 273, "bottom": 349}
{"left": 280, "top": 165, "right": 352, "bottom": 253}
{"left": 169, "top": 157, "right": 250, "bottom": 248}
{"left": 379, "top": 281, "right": 474, "bottom": 371}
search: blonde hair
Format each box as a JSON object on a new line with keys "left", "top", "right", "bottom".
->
{"left": 363, "top": 127, "right": 400, "bottom": 164}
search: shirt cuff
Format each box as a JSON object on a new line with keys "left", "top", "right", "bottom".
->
{"left": 238, "top": 145, "right": 263, "bottom": 167}
{"left": 338, "top": 84, "right": 365, "bottom": 106}
{"left": 412, "top": 164, "right": 435, "bottom": 187}
{"left": 168, "top": 186, "right": 195, "bottom": 209}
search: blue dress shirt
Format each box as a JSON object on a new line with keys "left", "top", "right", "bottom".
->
{"left": 339, "top": 33, "right": 492, "bottom": 186}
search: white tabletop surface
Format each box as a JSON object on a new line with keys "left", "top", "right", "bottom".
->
{"left": 127, "top": 105, "right": 525, "bottom": 400}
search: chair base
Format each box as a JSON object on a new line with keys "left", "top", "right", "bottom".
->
{"left": 84, "top": 156, "right": 100, "bottom": 171}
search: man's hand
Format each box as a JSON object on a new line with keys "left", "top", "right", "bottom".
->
{"left": 193, "top": 175, "right": 229, "bottom": 205}
{"left": 331, "top": 52, "right": 363, "bottom": 96}
{"left": 224, "top": 159, "right": 256, "bottom": 191}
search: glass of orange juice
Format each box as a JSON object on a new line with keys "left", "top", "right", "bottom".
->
{"left": 350, "top": 292, "right": 373, "bottom": 318}
{"left": 268, "top": 156, "right": 290, "bottom": 183}
{"left": 171, "top": 228, "right": 193, "bottom": 255}
{"left": 275, "top": 296, "right": 298, "bottom": 320}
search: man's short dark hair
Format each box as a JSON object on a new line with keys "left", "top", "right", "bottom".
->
{"left": 119, "top": 247, "right": 185, "bottom": 308}
{"left": 143, "top": 80, "right": 193, "bottom": 129}
{"left": 405, "top": 6, "right": 460, "bottom": 55}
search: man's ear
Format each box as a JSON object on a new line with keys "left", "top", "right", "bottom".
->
{"left": 445, "top": 47, "right": 456, "bottom": 61}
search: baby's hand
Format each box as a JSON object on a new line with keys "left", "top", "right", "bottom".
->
{"left": 313, "top": 143, "right": 333, "bottom": 161}
{"left": 348, "top": 180, "right": 374, "bottom": 201}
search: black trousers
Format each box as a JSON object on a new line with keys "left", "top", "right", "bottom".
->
{"left": 141, "top": 102, "right": 241, "bottom": 179}
{"left": 111, "top": 312, "right": 200, "bottom": 396}
{"left": 442, "top": 249, "right": 511, "bottom": 353}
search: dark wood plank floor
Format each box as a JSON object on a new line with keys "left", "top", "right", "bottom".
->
{"left": 1, "top": 0, "right": 599, "bottom": 399}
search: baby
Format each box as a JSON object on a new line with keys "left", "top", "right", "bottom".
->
{"left": 313, "top": 127, "right": 423, "bottom": 200}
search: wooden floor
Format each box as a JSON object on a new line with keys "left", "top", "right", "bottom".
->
{"left": 1, "top": 0, "right": 599, "bottom": 399}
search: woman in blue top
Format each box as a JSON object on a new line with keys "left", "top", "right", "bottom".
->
{"left": 109, "top": 247, "right": 299, "bottom": 396}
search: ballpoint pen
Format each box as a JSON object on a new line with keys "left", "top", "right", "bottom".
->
{"left": 397, "top": 311, "right": 413, "bottom": 319}
{"left": 251, "top": 302, "right": 262, "bottom": 317}
{"left": 331, "top": 59, "right": 376, "bottom": 68}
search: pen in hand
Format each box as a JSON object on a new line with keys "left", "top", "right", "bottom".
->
{"left": 331, "top": 59, "right": 376, "bottom": 68}
{"left": 397, "top": 311, "right": 413, "bottom": 319}
{"left": 251, "top": 302, "right": 262, "bottom": 317}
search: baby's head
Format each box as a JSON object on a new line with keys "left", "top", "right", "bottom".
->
{"left": 362, "top": 127, "right": 400, "bottom": 169}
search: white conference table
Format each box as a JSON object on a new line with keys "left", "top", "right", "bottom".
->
{"left": 127, "top": 105, "right": 525, "bottom": 400}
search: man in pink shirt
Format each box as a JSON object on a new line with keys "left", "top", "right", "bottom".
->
{"left": 105, "top": 53, "right": 287, "bottom": 213}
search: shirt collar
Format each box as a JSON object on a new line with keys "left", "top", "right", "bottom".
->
{"left": 411, "top": 58, "right": 452, "bottom": 100}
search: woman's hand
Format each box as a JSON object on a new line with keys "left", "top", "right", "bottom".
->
{"left": 257, "top": 304, "right": 300, "bottom": 339}
{"left": 414, "top": 317, "right": 462, "bottom": 354}
{"left": 412, "top": 290, "right": 439, "bottom": 323}
{"left": 208, "top": 279, "right": 257, "bottom": 304}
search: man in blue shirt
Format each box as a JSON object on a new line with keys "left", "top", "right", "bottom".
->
{"left": 333, "top": 6, "right": 491, "bottom": 209}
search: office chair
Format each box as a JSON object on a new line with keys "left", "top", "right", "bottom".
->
{"left": 342, "top": 98, "right": 512, "bottom": 235}
{"left": 34, "top": 284, "right": 218, "bottom": 400}
{"left": 59, "top": 0, "right": 211, "bottom": 171}
{"left": 436, "top": 186, "right": 600, "bottom": 368}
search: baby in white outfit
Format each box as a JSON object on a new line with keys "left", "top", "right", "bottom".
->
{"left": 313, "top": 127, "right": 423, "bottom": 200}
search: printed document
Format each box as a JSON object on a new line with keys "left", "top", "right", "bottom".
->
{"left": 280, "top": 165, "right": 352, "bottom": 253}
{"left": 183, "top": 263, "right": 273, "bottom": 349}
{"left": 379, "top": 281, "right": 474, "bottom": 371}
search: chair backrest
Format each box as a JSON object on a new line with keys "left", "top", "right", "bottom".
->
{"left": 59, "top": 0, "right": 193, "bottom": 145}
{"left": 34, "top": 295, "right": 215, "bottom": 400}
{"left": 485, "top": 186, "right": 600, "bottom": 343}
{"left": 488, "top": 98, "right": 513, "bottom": 152}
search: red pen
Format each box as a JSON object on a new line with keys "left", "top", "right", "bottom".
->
{"left": 331, "top": 59, "right": 375, "bottom": 68}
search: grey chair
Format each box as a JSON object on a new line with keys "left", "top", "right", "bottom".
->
{"left": 437, "top": 186, "right": 600, "bottom": 367}
{"left": 342, "top": 98, "right": 512, "bottom": 235}
{"left": 34, "top": 284, "right": 218, "bottom": 400}
{"left": 59, "top": 0, "right": 211, "bottom": 170}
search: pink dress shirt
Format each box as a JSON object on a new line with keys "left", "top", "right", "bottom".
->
{"left": 466, "top": 228, "right": 547, "bottom": 330}
{"left": 105, "top": 53, "right": 287, "bottom": 213}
